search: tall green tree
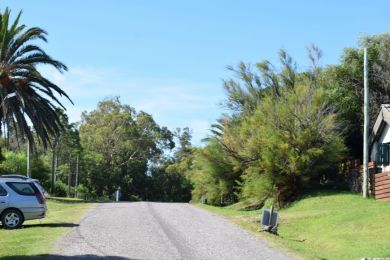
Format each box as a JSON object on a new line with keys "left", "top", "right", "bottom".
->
{"left": 48, "top": 109, "right": 81, "bottom": 196}
{"left": 239, "top": 84, "right": 345, "bottom": 207}
{"left": 79, "top": 97, "right": 174, "bottom": 200}
{"left": 191, "top": 47, "right": 345, "bottom": 207}
{"left": 327, "top": 33, "right": 390, "bottom": 159}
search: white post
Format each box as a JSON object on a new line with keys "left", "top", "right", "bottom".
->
{"left": 363, "top": 47, "right": 369, "bottom": 198}
{"left": 115, "top": 190, "right": 119, "bottom": 202}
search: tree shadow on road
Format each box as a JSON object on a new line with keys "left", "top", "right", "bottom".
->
{"left": 1, "top": 255, "right": 137, "bottom": 260}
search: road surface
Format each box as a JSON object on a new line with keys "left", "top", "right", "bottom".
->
{"left": 54, "top": 202, "right": 292, "bottom": 260}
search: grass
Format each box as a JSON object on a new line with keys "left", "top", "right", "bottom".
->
{"left": 197, "top": 191, "right": 390, "bottom": 260}
{"left": 0, "top": 200, "right": 94, "bottom": 258}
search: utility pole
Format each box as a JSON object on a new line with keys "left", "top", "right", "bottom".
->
{"left": 75, "top": 154, "right": 79, "bottom": 198}
{"left": 27, "top": 141, "right": 31, "bottom": 178}
{"left": 363, "top": 47, "right": 369, "bottom": 198}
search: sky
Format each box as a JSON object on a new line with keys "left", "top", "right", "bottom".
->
{"left": 1, "top": 1, "right": 389, "bottom": 145}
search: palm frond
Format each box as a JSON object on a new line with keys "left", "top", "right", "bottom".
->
{"left": 0, "top": 8, "right": 71, "bottom": 150}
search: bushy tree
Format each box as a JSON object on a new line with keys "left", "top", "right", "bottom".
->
{"left": 191, "top": 47, "right": 346, "bottom": 207}
{"left": 79, "top": 97, "right": 174, "bottom": 200}
{"left": 239, "top": 84, "right": 345, "bottom": 206}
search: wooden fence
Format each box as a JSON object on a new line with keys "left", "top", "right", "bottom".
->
{"left": 375, "top": 172, "right": 390, "bottom": 201}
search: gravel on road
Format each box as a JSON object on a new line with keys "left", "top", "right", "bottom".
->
{"left": 54, "top": 202, "right": 292, "bottom": 260}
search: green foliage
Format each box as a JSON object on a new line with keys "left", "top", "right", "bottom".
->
{"left": 76, "top": 184, "right": 88, "bottom": 200}
{"left": 192, "top": 47, "right": 345, "bottom": 207}
{"left": 53, "top": 181, "right": 68, "bottom": 197}
{"left": 190, "top": 139, "right": 239, "bottom": 205}
{"left": 149, "top": 164, "right": 192, "bottom": 202}
{"left": 327, "top": 33, "right": 390, "bottom": 159}
{"left": 30, "top": 156, "right": 51, "bottom": 189}
{"left": 241, "top": 84, "right": 345, "bottom": 206}
{"left": 79, "top": 97, "right": 175, "bottom": 200}
{"left": 142, "top": 127, "right": 194, "bottom": 203}
{"left": 0, "top": 151, "right": 26, "bottom": 174}
{"left": 192, "top": 35, "right": 390, "bottom": 208}
{"left": 0, "top": 151, "right": 50, "bottom": 188}
{"left": 239, "top": 167, "right": 272, "bottom": 205}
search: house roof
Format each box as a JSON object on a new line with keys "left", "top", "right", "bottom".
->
{"left": 370, "top": 104, "right": 390, "bottom": 146}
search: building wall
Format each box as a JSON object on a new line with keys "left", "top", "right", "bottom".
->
{"left": 371, "top": 123, "right": 390, "bottom": 172}
{"left": 375, "top": 172, "right": 390, "bottom": 201}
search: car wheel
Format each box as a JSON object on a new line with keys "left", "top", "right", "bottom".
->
{"left": 1, "top": 209, "right": 24, "bottom": 229}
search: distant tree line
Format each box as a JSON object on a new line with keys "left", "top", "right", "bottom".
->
{"left": 0, "top": 99, "right": 193, "bottom": 202}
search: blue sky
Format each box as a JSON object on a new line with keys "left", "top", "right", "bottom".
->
{"left": 1, "top": 1, "right": 389, "bottom": 144}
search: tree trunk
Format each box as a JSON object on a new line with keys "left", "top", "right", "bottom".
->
{"left": 50, "top": 140, "right": 58, "bottom": 195}
{"left": 67, "top": 154, "right": 72, "bottom": 198}
{"left": 51, "top": 146, "right": 56, "bottom": 195}
{"left": 75, "top": 154, "right": 79, "bottom": 198}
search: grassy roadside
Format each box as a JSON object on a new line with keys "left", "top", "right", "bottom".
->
{"left": 196, "top": 191, "right": 390, "bottom": 260}
{"left": 0, "top": 200, "right": 94, "bottom": 258}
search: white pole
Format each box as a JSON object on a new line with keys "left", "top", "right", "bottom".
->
{"left": 363, "top": 47, "right": 369, "bottom": 198}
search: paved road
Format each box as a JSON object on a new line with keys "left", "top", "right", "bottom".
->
{"left": 54, "top": 202, "right": 292, "bottom": 260}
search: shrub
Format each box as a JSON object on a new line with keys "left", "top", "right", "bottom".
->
{"left": 54, "top": 181, "right": 68, "bottom": 197}
{"left": 239, "top": 84, "right": 345, "bottom": 207}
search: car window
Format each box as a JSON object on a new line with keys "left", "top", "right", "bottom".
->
{"left": 0, "top": 184, "right": 7, "bottom": 196}
{"left": 6, "top": 182, "right": 36, "bottom": 196}
{"left": 34, "top": 182, "right": 46, "bottom": 193}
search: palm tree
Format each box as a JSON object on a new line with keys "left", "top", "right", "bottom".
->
{"left": 0, "top": 8, "right": 71, "bottom": 151}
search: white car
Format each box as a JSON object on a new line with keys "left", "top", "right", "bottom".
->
{"left": 0, "top": 178, "right": 47, "bottom": 229}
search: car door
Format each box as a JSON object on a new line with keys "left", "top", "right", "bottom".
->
{"left": 0, "top": 183, "right": 9, "bottom": 212}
